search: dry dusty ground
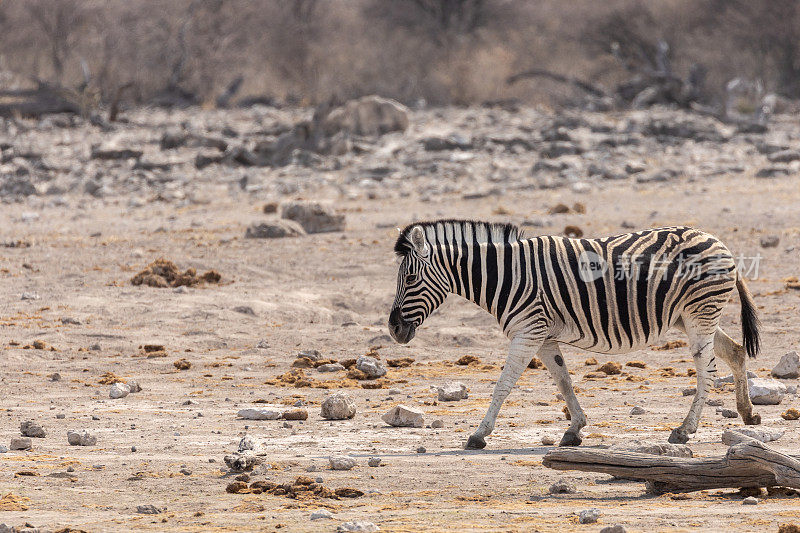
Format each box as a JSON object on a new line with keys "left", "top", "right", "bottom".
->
{"left": 1, "top": 106, "right": 800, "bottom": 533}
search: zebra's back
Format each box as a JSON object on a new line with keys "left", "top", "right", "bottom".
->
{"left": 525, "top": 226, "right": 737, "bottom": 353}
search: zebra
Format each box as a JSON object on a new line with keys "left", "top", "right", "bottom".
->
{"left": 388, "top": 220, "right": 761, "bottom": 449}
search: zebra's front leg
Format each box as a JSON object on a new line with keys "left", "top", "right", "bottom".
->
{"left": 538, "top": 341, "right": 586, "bottom": 446}
{"left": 465, "top": 336, "right": 544, "bottom": 450}
{"left": 669, "top": 334, "right": 716, "bottom": 444}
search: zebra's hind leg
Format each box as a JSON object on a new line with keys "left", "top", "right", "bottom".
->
{"left": 669, "top": 332, "right": 717, "bottom": 444}
{"left": 465, "top": 335, "right": 544, "bottom": 450}
{"left": 538, "top": 341, "right": 586, "bottom": 446}
{"left": 714, "top": 327, "right": 761, "bottom": 425}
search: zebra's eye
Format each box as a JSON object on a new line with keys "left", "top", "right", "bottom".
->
{"left": 405, "top": 274, "right": 418, "bottom": 285}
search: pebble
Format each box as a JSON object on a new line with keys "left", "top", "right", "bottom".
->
{"left": 718, "top": 408, "right": 739, "bottom": 418}
{"left": 629, "top": 406, "right": 646, "bottom": 415}
{"left": 541, "top": 435, "right": 556, "bottom": 446}
{"left": 437, "top": 381, "right": 469, "bottom": 401}
{"left": 109, "top": 382, "right": 131, "bottom": 399}
{"left": 131, "top": 446, "right": 137, "bottom": 452}
{"left": 67, "top": 430, "right": 97, "bottom": 446}
{"left": 49, "top": 372, "right": 62, "bottom": 381}
{"left": 549, "top": 479, "right": 577, "bottom": 494}
{"left": 136, "top": 504, "right": 162, "bottom": 514}
{"left": 321, "top": 392, "right": 357, "bottom": 420}
{"left": 0, "top": 445, "right": 8, "bottom": 453}
{"left": 20, "top": 292, "right": 40, "bottom": 300}
{"left": 10, "top": 437, "right": 32, "bottom": 450}
{"left": 329, "top": 455, "right": 357, "bottom": 471}
{"left": 578, "top": 508, "right": 601, "bottom": 524}
{"left": 56, "top": 414, "right": 65, "bottom": 419}
{"left": 600, "top": 526, "right": 627, "bottom": 533}
{"left": 20, "top": 420, "right": 46, "bottom": 438}
{"left": 430, "top": 419, "right": 444, "bottom": 428}
{"left": 743, "top": 496, "right": 759, "bottom": 505}
{"left": 682, "top": 387, "right": 696, "bottom": 396}
{"left": 310, "top": 509, "right": 333, "bottom": 520}
{"left": 337, "top": 521, "right": 380, "bottom": 532}
{"left": 368, "top": 457, "right": 381, "bottom": 467}
{"left": 706, "top": 398, "right": 723, "bottom": 406}
{"left": 381, "top": 404, "right": 425, "bottom": 427}
{"left": 317, "top": 363, "right": 345, "bottom": 372}
{"left": 416, "top": 446, "right": 426, "bottom": 453}
{"left": 127, "top": 380, "right": 142, "bottom": 393}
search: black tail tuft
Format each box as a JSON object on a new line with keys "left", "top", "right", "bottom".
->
{"left": 737, "top": 275, "right": 760, "bottom": 358}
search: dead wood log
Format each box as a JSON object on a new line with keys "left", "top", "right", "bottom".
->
{"left": 542, "top": 440, "right": 800, "bottom": 494}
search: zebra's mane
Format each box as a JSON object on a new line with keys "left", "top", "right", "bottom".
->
{"left": 394, "top": 219, "right": 523, "bottom": 256}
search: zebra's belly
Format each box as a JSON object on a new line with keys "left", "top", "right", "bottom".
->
{"left": 556, "top": 322, "right": 675, "bottom": 354}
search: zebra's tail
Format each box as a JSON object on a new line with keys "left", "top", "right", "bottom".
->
{"left": 736, "top": 273, "right": 760, "bottom": 358}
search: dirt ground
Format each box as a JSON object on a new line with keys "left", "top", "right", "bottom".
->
{"left": 1, "top": 105, "right": 799, "bottom": 532}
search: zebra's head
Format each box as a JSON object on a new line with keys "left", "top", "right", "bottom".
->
{"left": 389, "top": 225, "right": 449, "bottom": 344}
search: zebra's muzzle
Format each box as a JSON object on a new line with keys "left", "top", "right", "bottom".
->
{"left": 388, "top": 308, "right": 416, "bottom": 344}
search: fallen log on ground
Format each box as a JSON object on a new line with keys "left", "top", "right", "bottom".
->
{"left": 542, "top": 439, "right": 800, "bottom": 494}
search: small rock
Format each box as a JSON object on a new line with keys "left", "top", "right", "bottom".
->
{"left": 337, "top": 522, "right": 380, "bottom": 533}
{"left": 282, "top": 408, "right": 308, "bottom": 421}
{"left": 356, "top": 355, "right": 387, "bottom": 379}
{"left": 20, "top": 292, "right": 40, "bottom": 300}
{"left": 224, "top": 452, "right": 261, "bottom": 472}
{"left": 321, "top": 392, "right": 357, "bottom": 420}
{"left": 310, "top": 509, "right": 333, "bottom": 520}
{"left": 682, "top": 387, "right": 696, "bottom": 396}
{"left": 109, "top": 382, "right": 131, "bottom": 399}
{"left": 549, "top": 479, "right": 577, "bottom": 494}
{"left": 578, "top": 509, "right": 600, "bottom": 524}
{"left": 437, "top": 382, "right": 469, "bottom": 401}
{"left": 748, "top": 377, "right": 787, "bottom": 405}
{"left": 317, "top": 363, "right": 345, "bottom": 372}
{"left": 430, "top": 419, "right": 444, "bottom": 429}
{"left": 598, "top": 362, "right": 621, "bottom": 375}
{"left": 715, "top": 371, "right": 757, "bottom": 388}
{"left": 368, "top": 457, "right": 381, "bottom": 467}
{"left": 718, "top": 408, "right": 739, "bottom": 418}
{"left": 173, "top": 359, "right": 192, "bottom": 370}
{"left": 329, "top": 455, "right": 357, "bottom": 471}
{"left": 245, "top": 220, "right": 306, "bottom": 239}
{"left": 48, "top": 372, "right": 61, "bottom": 381}
{"left": 541, "top": 435, "right": 556, "bottom": 446}
{"left": 0, "top": 445, "right": 8, "bottom": 453}
{"left": 706, "top": 398, "right": 723, "bottom": 406}
{"left": 382, "top": 404, "right": 425, "bottom": 428}
{"left": 67, "top": 430, "right": 97, "bottom": 446}
{"left": 416, "top": 446, "right": 426, "bottom": 454}
{"left": 781, "top": 408, "right": 800, "bottom": 421}
{"left": 772, "top": 351, "right": 800, "bottom": 379}
{"left": 600, "top": 526, "right": 627, "bottom": 533}
{"left": 136, "top": 504, "right": 162, "bottom": 514}
{"left": 722, "top": 428, "right": 784, "bottom": 445}
{"left": 10, "top": 437, "right": 32, "bottom": 450}
{"left": 743, "top": 496, "right": 759, "bottom": 505}
{"left": 127, "top": 379, "right": 142, "bottom": 393}
{"left": 760, "top": 235, "right": 780, "bottom": 248}
{"left": 280, "top": 201, "right": 345, "bottom": 234}
{"left": 630, "top": 406, "right": 646, "bottom": 415}
{"left": 20, "top": 420, "right": 46, "bottom": 438}
{"left": 237, "top": 407, "right": 282, "bottom": 420}
{"left": 233, "top": 305, "right": 255, "bottom": 315}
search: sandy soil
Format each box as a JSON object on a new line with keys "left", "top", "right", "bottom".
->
{"left": 1, "top": 105, "right": 799, "bottom": 532}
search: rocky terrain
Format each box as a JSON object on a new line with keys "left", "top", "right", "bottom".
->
{"left": 1, "top": 99, "right": 799, "bottom": 532}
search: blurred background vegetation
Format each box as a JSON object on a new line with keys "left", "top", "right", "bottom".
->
{"left": 0, "top": 0, "right": 798, "bottom": 110}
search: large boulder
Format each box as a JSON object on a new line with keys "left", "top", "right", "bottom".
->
{"left": 280, "top": 201, "right": 345, "bottom": 234}
{"left": 772, "top": 351, "right": 799, "bottom": 379}
{"left": 748, "top": 377, "right": 787, "bottom": 405}
{"left": 320, "top": 95, "right": 409, "bottom": 137}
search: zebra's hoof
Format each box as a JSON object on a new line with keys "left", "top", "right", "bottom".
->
{"left": 558, "top": 432, "right": 582, "bottom": 447}
{"left": 744, "top": 413, "right": 761, "bottom": 425}
{"left": 668, "top": 428, "right": 689, "bottom": 444}
{"left": 465, "top": 435, "right": 486, "bottom": 450}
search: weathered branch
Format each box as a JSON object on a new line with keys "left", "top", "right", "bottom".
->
{"left": 506, "top": 69, "right": 608, "bottom": 98}
{"left": 542, "top": 440, "right": 800, "bottom": 494}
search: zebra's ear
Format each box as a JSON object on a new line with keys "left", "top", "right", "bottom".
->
{"left": 410, "top": 226, "right": 428, "bottom": 256}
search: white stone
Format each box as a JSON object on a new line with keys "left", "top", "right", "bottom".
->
{"left": 67, "top": 430, "right": 97, "bottom": 446}
{"left": 127, "top": 380, "right": 142, "bottom": 393}
{"left": 329, "top": 455, "right": 357, "bottom": 471}
{"left": 109, "top": 382, "right": 131, "bottom": 399}
{"left": 321, "top": 392, "right": 356, "bottom": 420}
{"left": 317, "top": 363, "right": 345, "bottom": 372}
{"left": 715, "top": 371, "right": 757, "bottom": 388}
{"left": 772, "top": 351, "right": 799, "bottom": 379}
{"left": 356, "top": 355, "right": 387, "bottom": 379}
{"left": 310, "top": 509, "right": 333, "bottom": 520}
{"left": 237, "top": 407, "right": 283, "bottom": 420}
{"left": 337, "top": 521, "right": 380, "bottom": 533}
{"left": 437, "top": 382, "right": 468, "bottom": 401}
{"left": 381, "top": 404, "right": 425, "bottom": 428}
{"left": 722, "top": 428, "right": 784, "bottom": 445}
{"left": 743, "top": 496, "right": 759, "bottom": 505}
{"left": 748, "top": 377, "right": 787, "bottom": 405}
{"left": 579, "top": 509, "right": 601, "bottom": 524}
{"left": 238, "top": 435, "right": 267, "bottom": 454}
